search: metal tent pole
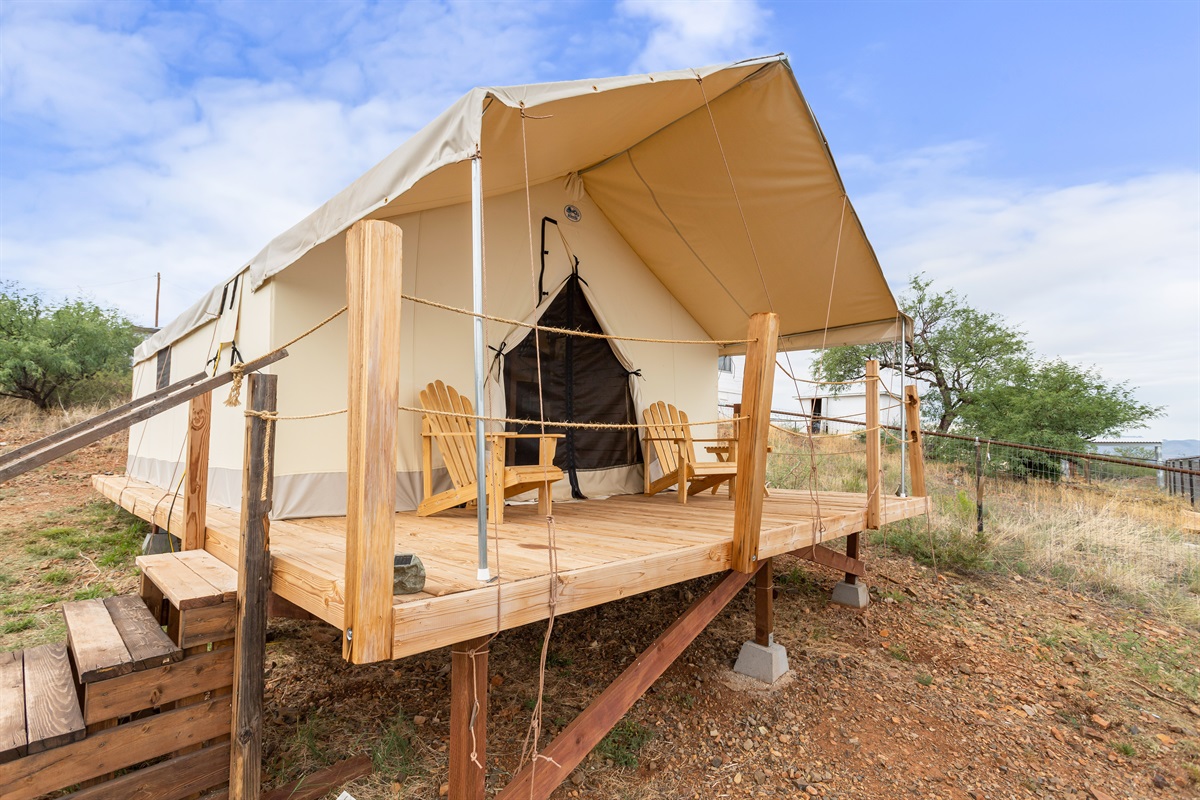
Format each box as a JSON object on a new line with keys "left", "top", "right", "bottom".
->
{"left": 471, "top": 154, "right": 490, "bottom": 582}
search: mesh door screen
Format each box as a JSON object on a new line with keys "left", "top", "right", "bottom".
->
{"left": 502, "top": 274, "right": 640, "bottom": 497}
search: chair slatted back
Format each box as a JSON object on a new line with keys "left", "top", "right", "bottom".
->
{"left": 419, "top": 380, "right": 477, "bottom": 489}
{"left": 642, "top": 401, "right": 695, "bottom": 474}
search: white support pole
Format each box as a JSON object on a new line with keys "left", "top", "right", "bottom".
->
{"left": 899, "top": 318, "right": 908, "bottom": 498}
{"left": 471, "top": 154, "right": 490, "bottom": 582}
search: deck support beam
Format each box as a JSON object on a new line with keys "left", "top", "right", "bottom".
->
{"left": 732, "top": 312, "right": 779, "bottom": 573}
{"left": 754, "top": 557, "right": 773, "bottom": 646}
{"left": 344, "top": 219, "right": 403, "bottom": 664}
{"left": 495, "top": 567, "right": 758, "bottom": 800}
{"left": 183, "top": 391, "right": 212, "bottom": 551}
{"left": 794, "top": 544, "right": 866, "bottom": 578}
{"left": 229, "top": 373, "right": 276, "bottom": 800}
{"left": 449, "top": 636, "right": 489, "bottom": 800}
{"left": 734, "top": 557, "right": 788, "bottom": 684}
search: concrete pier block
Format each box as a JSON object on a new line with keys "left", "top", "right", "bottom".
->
{"left": 733, "top": 638, "right": 789, "bottom": 684}
{"left": 831, "top": 580, "right": 869, "bottom": 608}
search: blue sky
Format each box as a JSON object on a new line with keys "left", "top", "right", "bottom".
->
{"left": 1, "top": 0, "right": 1197, "bottom": 440}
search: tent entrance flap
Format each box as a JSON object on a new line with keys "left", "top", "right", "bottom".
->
{"left": 502, "top": 272, "right": 641, "bottom": 498}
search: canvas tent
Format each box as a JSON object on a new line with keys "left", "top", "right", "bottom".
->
{"left": 127, "top": 54, "right": 905, "bottom": 520}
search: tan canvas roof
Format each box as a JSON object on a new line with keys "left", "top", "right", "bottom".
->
{"left": 138, "top": 54, "right": 902, "bottom": 361}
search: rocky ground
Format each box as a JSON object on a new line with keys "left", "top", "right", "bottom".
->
{"left": 1, "top": 418, "right": 1198, "bottom": 799}
{"left": 259, "top": 552, "right": 1199, "bottom": 800}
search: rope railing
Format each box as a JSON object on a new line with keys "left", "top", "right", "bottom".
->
{"left": 401, "top": 405, "right": 742, "bottom": 431}
{"left": 236, "top": 403, "right": 745, "bottom": 431}
{"left": 764, "top": 410, "right": 1200, "bottom": 478}
{"left": 401, "top": 293, "right": 754, "bottom": 347}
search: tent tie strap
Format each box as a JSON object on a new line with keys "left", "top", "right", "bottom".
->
{"left": 400, "top": 292, "right": 755, "bottom": 346}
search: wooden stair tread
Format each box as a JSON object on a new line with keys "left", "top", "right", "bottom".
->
{"left": 0, "top": 651, "right": 25, "bottom": 762}
{"left": 137, "top": 550, "right": 236, "bottom": 610}
{"left": 63, "top": 598, "right": 135, "bottom": 683}
{"left": 21, "top": 643, "right": 84, "bottom": 754}
{"left": 104, "top": 595, "right": 183, "bottom": 670}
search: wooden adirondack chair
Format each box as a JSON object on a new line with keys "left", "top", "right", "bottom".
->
{"left": 418, "top": 381, "right": 564, "bottom": 523}
{"left": 642, "top": 401, "right": 739, "bottom": 503}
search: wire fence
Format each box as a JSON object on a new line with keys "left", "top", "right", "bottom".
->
{"left": 719, "top": 404, "right": 1200, "bottom": 626}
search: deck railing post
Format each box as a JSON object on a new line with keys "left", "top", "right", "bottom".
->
{"left": 345, "top": 219, "right": 403, "bottom": 664}
{"left": 183, "top": 390, "right": 212, "bottom": 550}
{"left": 865, "top": 359, "right": 881, "bottom": 530}
{"left": 229, "top": 372, "right": 276, "bottom": 800}
{"left": 732, "top": 312, "right": 779, "bottom": 573}
{"left": 903, "top": 384, "right": 926, "bottom": 497}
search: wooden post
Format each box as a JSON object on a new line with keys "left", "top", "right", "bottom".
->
{"left": 754, "top": 557, "right": 773, "bottom": 646}
{"left": 344, "top": 219, "right": 402, "bottom": 664}
{"left": 729, "top": 402, "right": 742, "bottom": 498}
{"left": 731, "top": 313, "right": 779, "bottom": 573}
{"left": 865, "top": 359, "right": 881, "bottom": 530}
{"left": 229, "top": 373, "right": 276, "bottom": 800}
{"left": 449, "top": 636, "right": 489, "bottom": 800}
{"left": 903, "top": 385, "right": 926, "bottom": 497}
{"left": 183, "top": 391, "right": 212, "bottom": 551}
{"left": 975, "top": 437, "right": 984, "bottom": 533}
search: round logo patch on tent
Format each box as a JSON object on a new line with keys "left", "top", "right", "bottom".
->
{"left": 564, "top": 204, "right": 582, "bottom": 222}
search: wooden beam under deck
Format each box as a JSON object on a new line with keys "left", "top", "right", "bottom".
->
{"left": 93, "top": 475, "right": 930, "bottom": 662}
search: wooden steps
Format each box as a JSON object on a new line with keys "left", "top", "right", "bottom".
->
{"left": 0, "top": 554, "right": 238, "bottom": 799}
{"left": 64, "top": 595, "right": 182, "bottom": 683}
{"left": 0, "top": 643, "right": 85, "bottom": 762}
{"left": 139, "top": 550, "right": 238, "bottom": 649}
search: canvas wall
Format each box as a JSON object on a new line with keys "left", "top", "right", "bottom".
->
{"left": 268, "top": 176, "right": 721, "bottom": 517}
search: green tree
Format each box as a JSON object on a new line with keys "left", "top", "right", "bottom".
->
{"left": 0, "top": 283, "right": 141, "bottom": 410}
{"left": 959, "top": 358, "right": 1160, "bottom": 452}
{"left": 812, "top": 274, "right": 1027, "bottom": 431}
{"left": 812, "top": 275, "right": 1160, "bottom": 453}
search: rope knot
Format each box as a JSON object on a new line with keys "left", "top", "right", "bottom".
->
{"left": 224, "top": 363, "right": 246, "bottom": 407}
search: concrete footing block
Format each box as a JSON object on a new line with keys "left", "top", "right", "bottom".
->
{"left": 142, "top": 528, "right": 181, "bottom": 555}
{"left": 733, "top": 639, "right": 789, "bottom": 684}
{"left": 831, "top": 580, "right": 870, "bottom": 608}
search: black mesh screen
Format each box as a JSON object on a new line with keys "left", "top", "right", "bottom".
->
{"left": 502, "top": 274, "right": 640, "bottom": 497}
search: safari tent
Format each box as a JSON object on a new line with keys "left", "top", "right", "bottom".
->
{"left": 124, "top": 53, "right": 905, "bottom": 520}
{"left": 5, "top": 54, "right": 939, "bottom": 800}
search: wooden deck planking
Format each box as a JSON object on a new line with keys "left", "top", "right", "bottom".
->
{"left": 0, "top": 651, "right": 25, "bottom": 762}
{"left": 93, "top": 475, "right": 930, "bottom": 662}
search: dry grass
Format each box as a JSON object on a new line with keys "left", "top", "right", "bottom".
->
{"left": 753, "top": 423, "right": 1200, "bottom": 628}
{"left": 0, "top": 396, "right": 127, "bottom": 442}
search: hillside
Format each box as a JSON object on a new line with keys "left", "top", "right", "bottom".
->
{"left": 1, "top": 411, "right": 1197, "bottom": 799}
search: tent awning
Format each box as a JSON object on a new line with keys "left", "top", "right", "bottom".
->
{"left": 137, "top": 54, "right": 901, "bottom": 362}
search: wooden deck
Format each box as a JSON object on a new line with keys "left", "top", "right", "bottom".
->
{"left": 93, "top": 475, "right": 929, "bottom": 660}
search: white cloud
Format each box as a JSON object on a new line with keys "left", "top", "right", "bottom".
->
{"left": 0, "top": 1, "right": 577, "bottom": 328}
{"left": 844, "top": 148, "right": 1200, "bottom": 441}
{"left": 620, "top": 0, "right": 768, "bottom": 73}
